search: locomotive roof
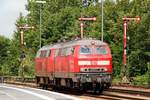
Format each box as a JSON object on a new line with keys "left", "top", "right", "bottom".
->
{"left": 39, "top": 39, "right": 107, "bottom": 51}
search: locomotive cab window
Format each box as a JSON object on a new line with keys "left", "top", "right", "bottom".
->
{"left": 55, "top": 49, "right": 60, "bottom": 56}
{"left": 66, "top": 47, "right": 75, "bottom": 55}
{"left": 48, "top": 50, "right": 51, "bottom": 57}
{"left": 44, "top": 50, "right": 47, "bottom": 57}
{"left": 70, "top": 47, "right": 75, "bottom": 55}
{"left": 40, "top": 50, "right": 47, "bottom": 57}
{"left": 40, "top": 51, "right": 43, "bottom": 57}
{"left": 61, "top": 48, "right": 67, "bottom": 56}
{"left": 96, "top": 46, "right": 108, "bottom": 54}
{"left": 80, "top": 46, "right": 92, "bottom": 55}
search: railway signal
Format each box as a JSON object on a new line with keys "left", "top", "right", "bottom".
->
{"left": 122, "top": 16, "right": 141, "bottom": 83}
{"left": 19, "top": 25, "right": 34, "bottom": 46}
{"left": 79, "top": 17, "right": 96, "bottom": 39}
{"left": 18, "top": 24, "right": 34, "bottom": 81}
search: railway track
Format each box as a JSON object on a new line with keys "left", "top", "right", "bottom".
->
{"left": 52, "top": 88, "right": 150, "bottom": 100}
{"left": 2, "top": 77, "right": 150, "bottom": 100}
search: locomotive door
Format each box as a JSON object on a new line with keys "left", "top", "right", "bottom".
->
{"left": 41, "top": 50, "right": 47, "bottom": 74}
{"left": 67, "top": 47, "right": 75, "bottom": 76}
{"left": 61, "top": 47, "right": 68, "bottom": 77}
{"left": 61, "top": 47, "right": 73, "bottom": 78}
{"left": 54, "top": 48, "right": 62, "bottom": 77}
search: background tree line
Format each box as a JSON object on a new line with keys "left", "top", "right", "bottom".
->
{"left": 0, "top": 0, "right": 150, "bottom": 86}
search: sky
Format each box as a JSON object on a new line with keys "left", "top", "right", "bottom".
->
{"left": 0, "top": 0, "right": 28, "bottom": 38}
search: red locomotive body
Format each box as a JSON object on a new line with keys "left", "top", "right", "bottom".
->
{"left": 35, "top": 39, "right": 112, "bottom": 93}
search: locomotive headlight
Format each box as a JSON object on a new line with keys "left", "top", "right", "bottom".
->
{"left": 103, "top": 68, "right": 108, "bottom": 71}
{"left": 80, "top": 68, "right": 86, "bottom": 72}
{"left": 98, "top": 60, "right": 110, "bottom": 65}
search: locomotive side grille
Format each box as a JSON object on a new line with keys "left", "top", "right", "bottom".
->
{"left": 80, "top": 67, "right": 107, "bottom": 72}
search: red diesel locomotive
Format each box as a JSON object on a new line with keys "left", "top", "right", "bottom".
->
{"left": 35, "top": 39, "right": 112, "bottom": 93}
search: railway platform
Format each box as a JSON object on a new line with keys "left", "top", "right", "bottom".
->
{"left": 0, "top": 83, "right": 79, "bottom": 100}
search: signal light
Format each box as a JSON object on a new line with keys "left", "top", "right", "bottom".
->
{"left": 136, "top": 16, "right": 141, "bottom": 21}
{"left": 92, "top": 17, "right": 96, "bottom": 21}
{"left": 80, "top": 23, "right": 84, "bottom": 27}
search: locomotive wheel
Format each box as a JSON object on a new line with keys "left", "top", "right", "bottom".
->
{"left": 66, "top": 79, "right": 73, "bottom": 88}
{"left": 43, "top": 84, "right": 48, "bottom": 90}
{"left": 81, "top": 83, "right": 86, "bottom": 92}
{"left": 105, "top": 83, "right": 111, "bottom": 89}
{"left": 55, "top": 78, "right": 61, "bottom": 87}
{"left": 44, "top": 77, "right": 49, "bottom": 90}
{"left": 94, "top": 83, "right": 104, "bottom": 94}
{"left": 36, "top": 77, "right": 40, "bottom": 87}
{"left": 39, "top": 84, "right": 46, "bottom": 90}
{"left": 38, "top": 77, "right": 45, "bottom": 89}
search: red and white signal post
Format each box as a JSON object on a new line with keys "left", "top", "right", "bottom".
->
{"left": 122, "top": 16, "right": 140, "bottom": 82}
{"left": 18, "top": 25, "right": 34, "bottom": 46}
{"left": 79, "top": 17, "right": 96, "bottom": 39}
{"left": 18, "top": 24, "right": 34, "bottom": 80}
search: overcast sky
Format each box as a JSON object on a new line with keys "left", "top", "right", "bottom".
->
{"left": 0, "top": 0, "right": 28, "bottom": 38}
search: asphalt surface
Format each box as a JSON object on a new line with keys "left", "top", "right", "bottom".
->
{"left": 0, "top": 83, "right": 79, "bottom": 100}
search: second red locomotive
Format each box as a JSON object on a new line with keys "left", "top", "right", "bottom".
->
{"left": 35, "top": 39, "right": 112, "bottom": 93}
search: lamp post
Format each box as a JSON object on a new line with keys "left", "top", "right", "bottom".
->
{"left": 35, "top": 0, "right": 46, "bottom": 48}
{"left": 98, "top": 0, "right": 104, "bottom": 41}
{"left": 122, "top": 16, "right": 140, "bottom": 83}
{"left": 101, "top": 0, "right": 104, "bottom": 42}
